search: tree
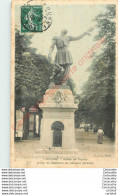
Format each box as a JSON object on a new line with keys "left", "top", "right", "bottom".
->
{"left": 15, "top": 30, "right": 52, "bottom": 139}
{"left": 76, "top": 5, "right": 116, "bottom": 138}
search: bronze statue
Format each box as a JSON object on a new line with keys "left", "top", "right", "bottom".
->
{"left": 48, "top": 27, "right": 94, "bottom": 84}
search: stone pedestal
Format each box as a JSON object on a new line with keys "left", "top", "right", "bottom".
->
{"left": 39, "top": 85, "right": 78, "bottom": 149}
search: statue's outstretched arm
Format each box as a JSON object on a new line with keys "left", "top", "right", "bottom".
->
{"left": 70, "top": 32, "right": 91, "bottom": 41}
{"left": 70, "top": 27, "right": 94, "bottom": 41}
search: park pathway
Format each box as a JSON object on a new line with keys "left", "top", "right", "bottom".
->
{"left": 15, "top": 128, "right": 115, "bottom": 158}
{"left": 75, "top": 129, "right": 115, "bottom": 156}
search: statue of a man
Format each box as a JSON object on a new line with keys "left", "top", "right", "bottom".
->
{"left": 48, "top": 28, "right": 93, "bottom": 84}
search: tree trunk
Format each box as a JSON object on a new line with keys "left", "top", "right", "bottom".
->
{"left": 38, "top": 109, "right": 42, "bottom": 138}
{"left": 23, "top": 106, "right": 30, "bottom": 140}
{"left": 34, "top": 113, "right": 36, "bottom": 136}
{"left": 104, "top": 120, "right": 112, "bottom": 137}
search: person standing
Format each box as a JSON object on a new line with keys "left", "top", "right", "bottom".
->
{"left": 94, "top": 125, "right": 97, "bottom": 133}
{"left": 84, "top": 125, "right": 87, "bottom": 132}
{"left": 86, "top": 125, "right": 89, "bottom": 132}
{"left": 97, "top": 127, "right": 104, "bottom": 144}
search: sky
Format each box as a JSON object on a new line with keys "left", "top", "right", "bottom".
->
{"left": 15, "top": 4, "right": 106, "bottom": 94}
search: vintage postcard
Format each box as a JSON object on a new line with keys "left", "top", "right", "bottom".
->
{"left": 11, "top": 0, "right": 118, "bottom": 168}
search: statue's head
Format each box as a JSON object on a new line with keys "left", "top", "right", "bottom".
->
{"left": 61, "top": 29, "right": 68, "bottom": 35}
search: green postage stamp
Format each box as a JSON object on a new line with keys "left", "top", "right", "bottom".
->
{"left": 21, "top": 6, "right": 43, "bottom": 32}
{"left": 21, "top": 5, "right": 52, "bottom": 32}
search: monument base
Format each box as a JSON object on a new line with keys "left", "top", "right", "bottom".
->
{"left": 39, "top": 85, "right": 78, "bottom": 150}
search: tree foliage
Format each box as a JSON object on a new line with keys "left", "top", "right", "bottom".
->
{"left": 15, "top": 30, "right": 52, "bottom": 109}
{"left": 75, "top": 5, "right": 116, "bottom": 138}
{"left": 15, "top": 30, "right": 53, "bottom": 139}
